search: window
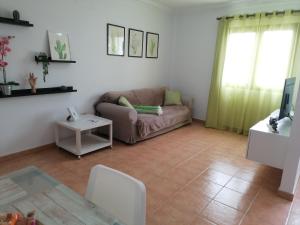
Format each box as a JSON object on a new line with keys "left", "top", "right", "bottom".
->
{"left": 222, "top": 32, "right": 257, "bottom": 86}
{"left": 255, "top": 30, "right": 294, "bottom": 89}
{"left": 221, "top": 28, "right": 295, "bottom": 89}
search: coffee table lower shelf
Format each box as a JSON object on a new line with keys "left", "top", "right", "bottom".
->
{"left": 57, "top": 134, "right": 111, "bottom": 158}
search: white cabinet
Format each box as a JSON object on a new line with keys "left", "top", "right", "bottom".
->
{"left": 247, "top": 114, "right": 292, "bottom": 169}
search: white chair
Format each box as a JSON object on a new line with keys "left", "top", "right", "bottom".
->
{"left": 85, "top": 165, "right": 146, "bottom": 225}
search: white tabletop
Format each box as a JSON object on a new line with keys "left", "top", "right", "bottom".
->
{"left": 56, "top": 114, "right": 112, "bottom": 131}
{"left": 250, "top": 116, "right": 292, "bottom": 137}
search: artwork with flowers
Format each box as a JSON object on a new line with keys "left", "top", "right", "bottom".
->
{"left": 48, "top": 31, "right": 71, "bottom": 61}
{"left": 107, "top": 24, "right": 125, "bottom": 56}
{"left": 146, "top": 32, "right": 159, "bottom": 58}
{"left": 128, "top": 28, "right": 144, "bottom": 58}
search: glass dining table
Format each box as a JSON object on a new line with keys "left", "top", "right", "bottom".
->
{"left": 0, "top": 166, "right": 125, "bottom": 225}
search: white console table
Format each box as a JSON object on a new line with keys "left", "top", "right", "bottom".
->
{"left": 247, "top": 111, "right": 292, "bottom": 169}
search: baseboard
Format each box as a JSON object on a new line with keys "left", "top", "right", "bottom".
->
{"left": 0, "top": 143, "right": 56, "bottom": 163}
{"left": 193, "top": 118, "right": 205, "bottom": 124}
{"left": 277, "top": 190, "right": 294, "bottom": 201}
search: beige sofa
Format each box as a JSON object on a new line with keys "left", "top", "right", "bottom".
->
{"left": 94, "top": 87, "right": 192, "bottom": 144}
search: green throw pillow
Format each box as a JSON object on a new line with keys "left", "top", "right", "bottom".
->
{"left": 164, "top": 90, "right": 182, "bottom": 106}
{"left": 134, "top": 105, "right": 163, "bottom": 115}
{"left": 118, "top": 96, "right": 134, "bottom": 109}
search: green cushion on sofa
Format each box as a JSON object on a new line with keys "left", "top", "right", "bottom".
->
{"left": 164, "top": 90, "right": 182, "bottom": 106}
{"left": 134, "top": 105, "right": 163, "bottom": 115}
{"left": 118, "top": 96, "right": 134, "bottom": 109}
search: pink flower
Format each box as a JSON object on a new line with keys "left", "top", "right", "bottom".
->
{"left": 1, "top": 37, "right": 9, "bottom": 45}
{"left": 4, "top": 47, "right": 11, "bottom": 52}
{"left": 0, "top": 36, "right": 12, "bottom": 69}
{"left": 0, "top": 60, "right": 8, "bottom": 67}
{"left": 0, "top": 51, "right": 6, "bottom": 57}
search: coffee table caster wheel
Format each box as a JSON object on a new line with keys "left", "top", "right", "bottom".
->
{"left": 77, "top": 155, "right": 81, "bottom": 160}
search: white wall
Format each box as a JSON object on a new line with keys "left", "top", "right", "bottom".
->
{"left": 170, "top": 0, "right": 300, "bottom": 120}
{"left": 0, "top": 0, "right": 173, "bottom": 156}
{"left": 2, "top": 0, "right": 300, "bottom": 156}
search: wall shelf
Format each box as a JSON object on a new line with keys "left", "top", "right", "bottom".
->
{"left": 0, "top": 16, "right": 33, "bottom": 27}
{"left": 35, "top": 56, "right": 76, "bottom": 64}
{"left": 0, "top": 86, "right": 77, "bottom": 99}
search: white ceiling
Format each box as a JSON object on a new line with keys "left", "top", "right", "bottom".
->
{"left": 151, "top": 0, "right": 234, "bottom": 7}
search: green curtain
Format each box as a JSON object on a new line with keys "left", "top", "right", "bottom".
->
{"left": 206, "top": 10, "right": 300, "bottom": 135}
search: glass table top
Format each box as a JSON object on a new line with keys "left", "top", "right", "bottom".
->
{"left": 0, "top": 166, "right": 124, "bottom": 225}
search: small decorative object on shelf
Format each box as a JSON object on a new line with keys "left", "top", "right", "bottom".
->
{"left": 48, "top": 31, "right": 72, "bottom": 61}
{"left": 12, "top": 10, "right": 20, "bottom": 21}
{"left": 0, "top": 36, "right": 19, "bottom": 95}
{"left": 28, "top": 73, "right": 37, "bottom": 94}
{"left": 36, "top": 52, "right": 49, "bottom": 82}
{"left": 60, "top": 85, "right": 68, "bottom": 91}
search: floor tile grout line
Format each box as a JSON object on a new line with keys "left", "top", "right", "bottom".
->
{"left": 237, "top": 187, "right": 262, "bottom": 225}
{"left": 150, "top": 167, "right": 212, "bottom": 214}
{"left": 148, "top": 155, "right": 241, "bottom": 215}
{"left": 150, "top": 164, "right": 235, "bottom": 216}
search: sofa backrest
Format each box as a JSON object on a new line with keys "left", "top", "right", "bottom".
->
{"left": 100, "top": 87, "right": 166, "bottom": 106}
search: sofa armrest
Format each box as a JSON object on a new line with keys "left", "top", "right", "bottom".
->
{"left": 96, "top": 103, "right": 138, "bottom": 143}
{"left": 97, "top": 102, "right": 137, "bottom": 123}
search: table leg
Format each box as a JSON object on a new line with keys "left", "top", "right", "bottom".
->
{"left": 109, "top": 123, "right": 113, "bottom": 149}
{"left": 55, "top": 125, "right": 59, "bottom": 146}
{"left": 76, "top": 130, "right": 82, "bottom": 158}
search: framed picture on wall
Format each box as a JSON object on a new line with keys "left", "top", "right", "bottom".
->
{"left": 146, "top": 32, "right": 159, "bottom": 58}
{"left": 128, "top": 28, "right": 144, "bottom": 58}
{"left": 48, "top": 31, "right": 71, "bottom": 61}
{"left": 107, "top": 23, "right": 125, "bottom": 56}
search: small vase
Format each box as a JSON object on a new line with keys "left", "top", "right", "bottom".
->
{"left": 0, "top": 85, "right": 12, "bottom": 96}
{"left": 3, "top": 67, "right": 7, "bottom": 84}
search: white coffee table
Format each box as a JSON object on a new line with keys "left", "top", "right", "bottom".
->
{"left": 55, "top": 114, "right": 112, "bottom": 159}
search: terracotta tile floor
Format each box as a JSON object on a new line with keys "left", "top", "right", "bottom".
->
{"left": 1, "top": 121, "right": 300, "bottom": 225}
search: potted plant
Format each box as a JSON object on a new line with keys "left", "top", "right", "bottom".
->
{"left": 0, "top": 36, "right": 19, "bottom": 95}
{"left": 36, "top": 52, "right": 49, "bottom": 82}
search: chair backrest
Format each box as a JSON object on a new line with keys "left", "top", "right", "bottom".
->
{"left": 85, "top": 165, "right": 146, "bottom": 225}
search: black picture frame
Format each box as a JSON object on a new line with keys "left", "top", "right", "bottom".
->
{"left": 107, "top": 23, "right": 125, "bottom": 56}
{"left": 128, "top": 28, "right": 144, "bottom": 58}
{"left": 146, "top": 32, "right": 159, "bottom": 59}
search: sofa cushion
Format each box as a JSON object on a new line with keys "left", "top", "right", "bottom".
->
{"left": 118, "top": 96, "right": 134, "bottom": 109}
{"left": 164, "top": 90, "right": 182, "bottom": 106}
{"left": 136, "top": 105, "right": 191, "bottom": 138}
{"left": 99, "top": 87, "right": 166, "bottom": 106}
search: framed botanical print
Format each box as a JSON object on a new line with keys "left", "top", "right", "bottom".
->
{"left": 107, "top": 24, "right": 125, "bottom": 56}
{"left": 128, "top": 28, "right": 144, "bottom": 58}
{"left": 146, "top": 32, "right": 159, "bottom": 58}
{"left": 48, "top": 31, "right": 71, "bottom": 61}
